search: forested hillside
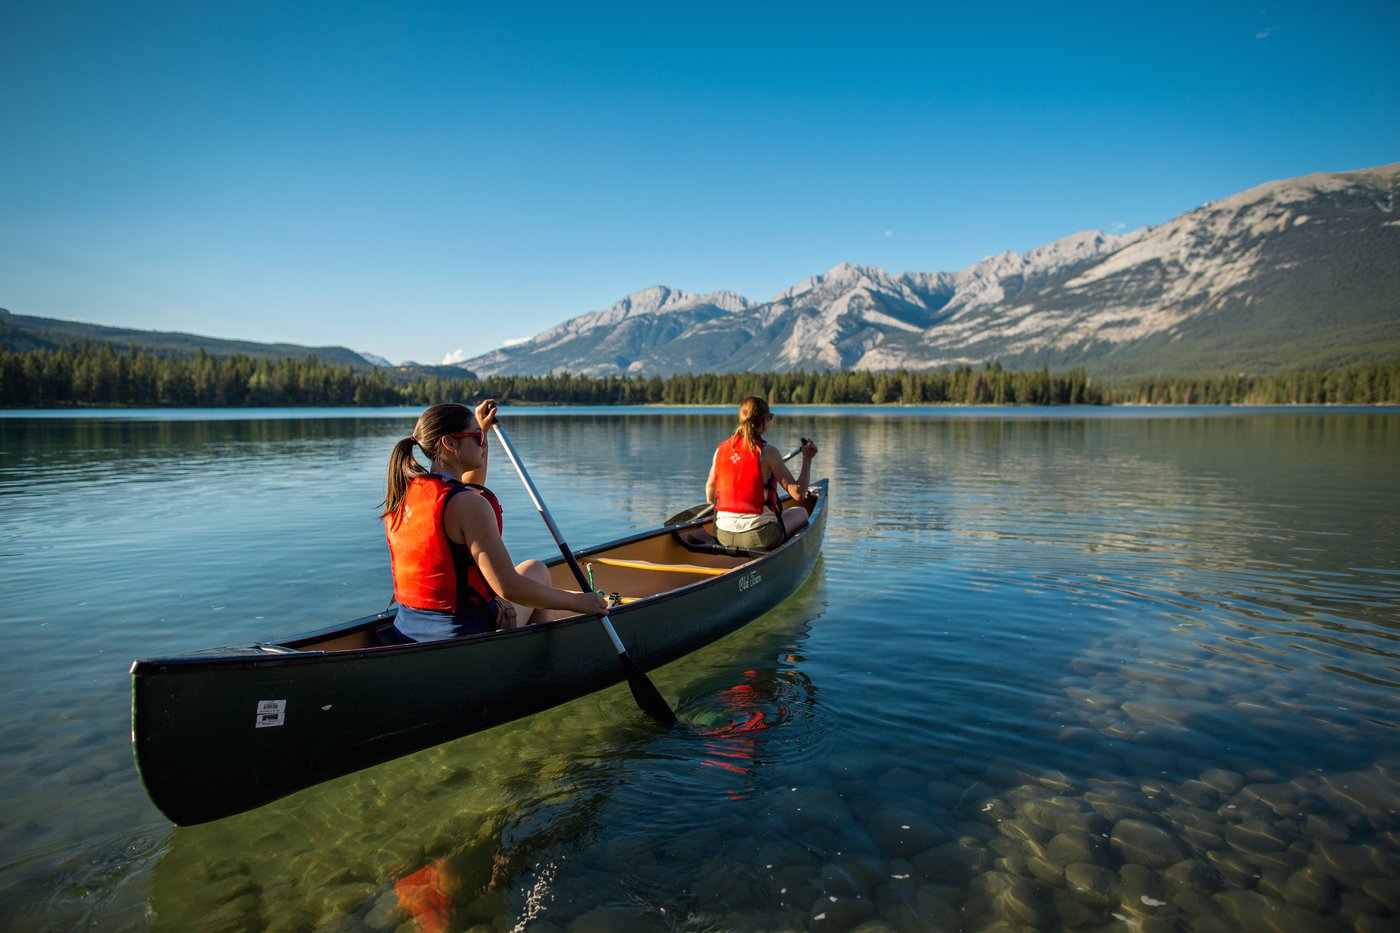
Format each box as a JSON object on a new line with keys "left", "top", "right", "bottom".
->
{"left": 3, "top": 343, "right": 1396, "bottom": 408}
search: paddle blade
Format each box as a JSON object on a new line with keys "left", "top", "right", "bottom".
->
{"left": 619, "top": 651, "right": 677, "bottom": 726}
{"left": 664, "top": 502, "right": 713, "bottom": 525}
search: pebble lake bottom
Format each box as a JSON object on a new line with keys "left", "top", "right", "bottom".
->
{"left": 0, "top": 406, "right": 1396, "bottom": 931}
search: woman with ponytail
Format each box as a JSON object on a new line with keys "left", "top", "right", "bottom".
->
{"left": 705, "top": 396, "right": 818, "bottom": 550}
{"left": 382, "top": 400, "right": 606, "bottom": 642}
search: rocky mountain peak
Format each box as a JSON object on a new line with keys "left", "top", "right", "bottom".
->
{"left": 457, "top": 163, "right": 1399, "bottom": 379}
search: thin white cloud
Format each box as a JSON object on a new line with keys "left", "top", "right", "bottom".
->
{"left": 503, "top": 337, "right": 531, "bottom": 347}
{"left": 884, "top": 229, "right": 895, "bottom": 238}
{"left": 442, "top": 348, "right": 469, "bottom": 365}
{"left": 1255, "top": 28, "right": 1271, "bottom": 39}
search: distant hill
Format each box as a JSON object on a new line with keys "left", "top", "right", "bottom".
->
{"left": 461, "top": 163, "right": 1400, "bottom": 380}
{"left": 0, "top": 309, "right": 379, "bottom": 367}
{"left": 0, "top": 309, "right": 475, "bottom": 381}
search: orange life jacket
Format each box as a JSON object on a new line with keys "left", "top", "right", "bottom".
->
{"left": 714, "top": 435, "right": 780, "bottom": 516}
{"left": 386, "top": 476, "right": 502, "bottom": 613}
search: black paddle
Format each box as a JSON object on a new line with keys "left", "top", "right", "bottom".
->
{"left": 489, "top": 416, "right": 678, "bottom": 727}
{"left": 664, "top": 439, "right": 812, "bottom": 526}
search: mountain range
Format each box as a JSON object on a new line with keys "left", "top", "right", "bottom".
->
{"left": 461, "top": 163, "right": 1400, "bottom": 379}
{"left": 4, "top": 164, "right": 1396, "bottom": 381}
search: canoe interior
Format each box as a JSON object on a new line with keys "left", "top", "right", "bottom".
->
{"left": 280, "top": 490, "right": 820, "bottom": 654}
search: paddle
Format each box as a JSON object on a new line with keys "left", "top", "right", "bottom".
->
{"left": 664, "top": 439, "right": 811, "bottom": 526}
{"left": 489, "top": 415, "right": 678, "bottom": 727}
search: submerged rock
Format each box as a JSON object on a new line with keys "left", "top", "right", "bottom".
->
{"left": 1281, "top": 866, "right": 1338, "bottom": 912}
{"left": 1170, "top": 779, "right": 1221, "bottom": 809}
{"left": 1048, "top": 887, "right": 1110, "bottom": 928}
{"left": 995, "top": 817, "right": 1051, "bottom": 856}
{"left": 911, "top": 838, "right": 992, "bottom": 885}
{"left": 1020, "top": 796, "right": 1095, "bottom": 835}
{"left": 1361, "top": 877, "right": 1400, "bottom": 913}
{"left": 1111, "top": 819, "right": 1188, "bottom": 869}
{"left": 1212, "top": 889, "right": 1348, "bottom": 933}
{"left": 1237, "top": 783, "right": 1303, "bottom": 818}
{"left": 1200, "top": 769, "right": 1246, "bottom": 796}
{"left": 1025, "top": 855, "right": 1065, "bottom": 886}
{"left": 1116, "top": 862, "right": 1165, "bottom": 915}
{"left": 1085, "top": 789, "right": 1155, "bottom": 824}
{"left": 1064, "top": 862, "right": 1117, "bottom": 908}
{"left": 1207, "top": 849, "right": 1262, "bottom": 889}
{"left": 1309, "top": 841, "right": 1391, "bottom": 889}
{"left": 1225, "top": 820, "right": 1289, "bottom": 854}
{"left": 1162, "top": 857, "right": 1223, "bottom": 897}
{"left": 867, "top": 806, "right": 947, "bottom": 859}
{"left": 1046, "top": 831, "right": 1108, "bottom": 868}
{"left": 914, "top": 885, "right": 963, "bottom": 930}
{"left": 809, "top": 891, "right": 876, "bottom": 929}
{"left": 992, "top": 874, "right": 1048, "bottom": 927}
{"left": 1304, "top": 813, "right": 1351, "bottom": 844}
{"left": 1163, "top": 803, "right": 1228, "bottom": 851}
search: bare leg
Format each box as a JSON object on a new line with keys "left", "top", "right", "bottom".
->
{"left": 782, "top": 506, "right": 810, "bottom": 538}
{"left": 512, "top": 559, "right": 569, "bottom": 625}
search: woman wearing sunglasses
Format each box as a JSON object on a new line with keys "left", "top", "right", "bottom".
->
{"left": 382, "top": 400, "right": 607, "bottom": 642}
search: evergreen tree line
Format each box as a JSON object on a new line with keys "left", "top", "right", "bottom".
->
{"left": 1121, "top": 362, "right": 1400, "bottom": 405}
{"left": 2, "top": 342, "right": 1398, "bottom": 408}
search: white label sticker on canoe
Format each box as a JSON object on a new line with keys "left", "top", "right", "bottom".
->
{"left": 255, "top": 699, "right": 287, "bottom": 728}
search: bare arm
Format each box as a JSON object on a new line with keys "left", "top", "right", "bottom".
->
{"left": 764, "top": 438, "right": 817, "bottom": 501}
{"left": 461, "top": 398, "right": 498, "bottom": 488}
{"left": 446, "top": 492, "right": 603, "bottom": 614}
{"left": 705, "top": 448, "right": 719, "bottom": 505}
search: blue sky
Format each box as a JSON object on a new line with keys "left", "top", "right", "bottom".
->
{"left": 2, "top": 1, "right": 1397, "bottom": 365}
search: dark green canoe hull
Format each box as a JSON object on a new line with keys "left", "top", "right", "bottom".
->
{"left": 131, "top": 481, "right": 827, "bottom": 825}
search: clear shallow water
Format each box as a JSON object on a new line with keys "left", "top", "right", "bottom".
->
{"left": 0, "top": 406, "right": 1397, "bottom": 931}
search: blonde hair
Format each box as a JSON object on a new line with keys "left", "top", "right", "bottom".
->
{"left": 381, "top": 403, "right": 473, "bottom": 525}
{"left": 735, "top": 396, "right": 771, "bottom": 453}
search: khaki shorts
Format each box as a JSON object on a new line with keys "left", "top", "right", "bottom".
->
{"left": 716, "top": 520, "right": 785, "bottom": 551}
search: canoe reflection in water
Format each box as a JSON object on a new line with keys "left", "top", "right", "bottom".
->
{"left": 388, "top": 661, "right": 822, "bottom": 932}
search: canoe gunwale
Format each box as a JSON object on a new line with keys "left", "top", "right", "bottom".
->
{"left": 130, "top": 485, "right": 822, "bottom": 675}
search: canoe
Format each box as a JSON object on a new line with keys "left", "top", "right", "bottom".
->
{"left": 130, "top": 480, "right": 828, "bottom": 825}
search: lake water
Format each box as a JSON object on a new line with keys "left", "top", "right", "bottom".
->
{"left": 1, "top": 406, "right": 1397, "bottom": 932}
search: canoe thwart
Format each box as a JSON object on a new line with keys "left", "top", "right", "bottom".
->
{"left": 588, "top": 556, "right": 730, "bottom": 576}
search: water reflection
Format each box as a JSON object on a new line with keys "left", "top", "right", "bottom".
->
{"left": 1, "top": 409, "right": 1397, "bottom": 931}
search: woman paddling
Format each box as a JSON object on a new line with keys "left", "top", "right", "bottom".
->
{"left": 705, "top": 396, "right": 818, "bottom": 550}
{"left": 382, "top": 401, "right": 606, "bottom": 642}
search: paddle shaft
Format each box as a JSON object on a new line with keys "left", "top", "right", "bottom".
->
{"left": 489, "top": 418, "right": 677, "bottom": 724}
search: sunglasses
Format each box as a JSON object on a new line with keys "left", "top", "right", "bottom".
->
{"left": 447, "top": 430, "right": 484, "bottom": 442}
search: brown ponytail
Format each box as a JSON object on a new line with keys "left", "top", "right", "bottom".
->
{"left": 381, "top": 403, "right": 473, "bottom": 525}
{"left": 735, "top": 396, "right": 770, "bottom": 453}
